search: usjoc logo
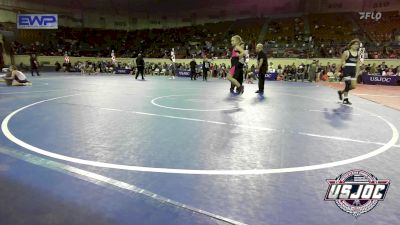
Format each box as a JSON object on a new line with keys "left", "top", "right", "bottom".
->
{"left": 370, "top": 77, "right": 391, "bottom": 83}
{"left": 17, "top": 14, "right": 58, "bottom": 29}
{"left": 325, "top": 169, "right": 390, "bottom": 217}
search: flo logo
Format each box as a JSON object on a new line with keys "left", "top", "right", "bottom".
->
{"left": 359, "top": 12, "right": 382, "bottom": 21}
{"left": 325, "top": 169, "right": 390, "bottom": 217}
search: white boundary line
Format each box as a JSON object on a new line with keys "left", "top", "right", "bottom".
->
{"left": 1, "top": 94, "right": 399, "bottom": 175}
{"left": 94, "top": 107, "right": 400, "bottom": 148}
{"left": 0, "top": 146, "right": 246, "bottom": 225}
{"left": 0, "top": 90, "right": 62, "bottom": 95}
{"left": 151, "top": 94, "right": 239, "bottom": 112}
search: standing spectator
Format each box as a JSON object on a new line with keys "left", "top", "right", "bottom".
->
{"left": 370, "top": 63, "right": 377, "bottom": 74}
{"left": 30, "top": 53, "right": 40, "bottom": 76}
{"left": 190, "top": 58, "right": 197, "bottom": 80}
{"left": 308, "top": 60, "right": 318, "bottom": 82}
{"left": 202, "top": 55, "right": 210, "bottom": 81}
{"left": 135, "top": 53, "right": 145, "bottom": 80}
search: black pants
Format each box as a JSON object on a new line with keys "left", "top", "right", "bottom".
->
{"left": 15, "top": 76, "right": 28, "bottom": 83}
{"left": 191, "top": 70, "right": 196, "bottom": 80}
{"left": 136, "top": 67, "right": 144, "bottom": 79}
{"left": 258, "top": 69, "right": 266, "bottom": 92}
{"left": 203, "top": 70, "right": 208, "bottom": 81}
{"left": 31, "top": 68, "right": 39, "bottom": 76}
{"left": 230, "top": 67, "right": 244, "bottom": 91}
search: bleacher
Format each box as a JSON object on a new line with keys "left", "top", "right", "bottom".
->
{"left": 357, "top": 11, "right": 400, "bottom": 43}
{"left": 1, "top": 12, "right": 399, "bottom": 59}
{"left": 308, "top": 13, "right": 354, "bottom": 42}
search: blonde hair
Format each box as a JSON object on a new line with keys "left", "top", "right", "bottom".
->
{"left": 10, "top": 65, "right": 17, "bottom": 70}
{"left": 232, "top": 35, "right": 244, "bottom": 46}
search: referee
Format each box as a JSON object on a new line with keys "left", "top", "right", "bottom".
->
{"left": 255, "top": 43, "right": 267, "bottom": 95}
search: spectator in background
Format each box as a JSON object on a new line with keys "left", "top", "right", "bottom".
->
{"left": 378, "top": 62, "right": 387, "bottom": 75}
{"left": 331, "top": 63, "right": 337, "bottom": 73}
{"left": 0, "top": 42, "right": 4, "bottom": 69}
{"left": 308, "top": 60, "right": 318, "bottom": 82}
{"left": 277, "top": 64, "right": 283, "bottom": 74}
{"left": 220, "top": 63, "right": 227, "bottom": 79}
{"left": 190, "top": 58, "right": 197, "bottom": 80}
{"left": 386, "top": 68, "right": 394, "bottom": 76}
{"left": 55, "top": 61, "right": 61, "bottom": 72}
{"left": 135, "top": 53, "right": 145, "bottom": 80}
{"left": 30, "top": 53, "right": 40, "bottom": 76}
{"left": 326, "top": 62, "right": 331, "bottom": 72}
{"left": 296, "top": 63, "right": 305, "bottom": 82}
{"left": 202, "top": 55, "right": 210, "bottom": 81}
{"left": 394, "top": 66, "right": 399, "bottom": 75}
{"left": 62, "top": 61, "right": 72, "bottom": 72}
{"left": 268, "top": 62, "right": 275, "bottom": 73}
{"left": 370, "top": 63, "right": 377, "bottom": 74}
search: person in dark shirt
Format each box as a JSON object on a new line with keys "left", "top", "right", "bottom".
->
{"left": 190, "top": 58, "right": 197, "bottom": 80}
{"left": 30, "top": 53, "right": 40, "bottom": 76}
{"left": 54, "top": 61, "right": 61, "bottom": 72}
{"left": 135, "top": 53, "right": 145, "bottom": 80}
{"left": 336, "top": 39, "right": 361, "bottom": 105}
{"left": 378, "top": 62, "right": 387, "bottom": 75}
{"left": 202, "top": 55, "right": 210, "bottom": 81}
{"left": 255, "top": 44, "right": 267, "bottom": 94}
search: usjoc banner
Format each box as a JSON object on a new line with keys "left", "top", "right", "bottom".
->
{"left": 17, "top": 14, "right": 58, "bottom": 29}
{"left": 176, "top": 70, "right": 191, "bottom": 77}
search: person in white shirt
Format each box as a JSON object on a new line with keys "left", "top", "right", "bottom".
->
{"left": 268, "top": 62, "right": 275, "bottom": 73}
{"left": 10, "top": 65, "right": 31, "bottom": 86}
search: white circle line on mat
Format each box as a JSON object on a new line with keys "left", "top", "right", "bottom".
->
{"left": 151, "top": 94, "right": 240, "bottom": 111}
{"left": 1, "top": 94, "right": 398, "bottom": 175}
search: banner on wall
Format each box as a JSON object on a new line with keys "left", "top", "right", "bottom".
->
{"left": 17, "top": 14, "right": 58, "bottom": 29}
{"left": 115, "top": 68, "right": 131, "bottom": 74}
{"left": 176, "top": 69, "right": 191, "bottom": 77}
{"left": 362, "top": 73, "right": 399, "bottom": 86}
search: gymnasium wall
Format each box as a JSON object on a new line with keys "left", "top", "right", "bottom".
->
{"left": 0, "top": 7, "right": 247, "bottom": 30}
{"left": 2, "top": 0, "right": 398, "bottom": 30}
